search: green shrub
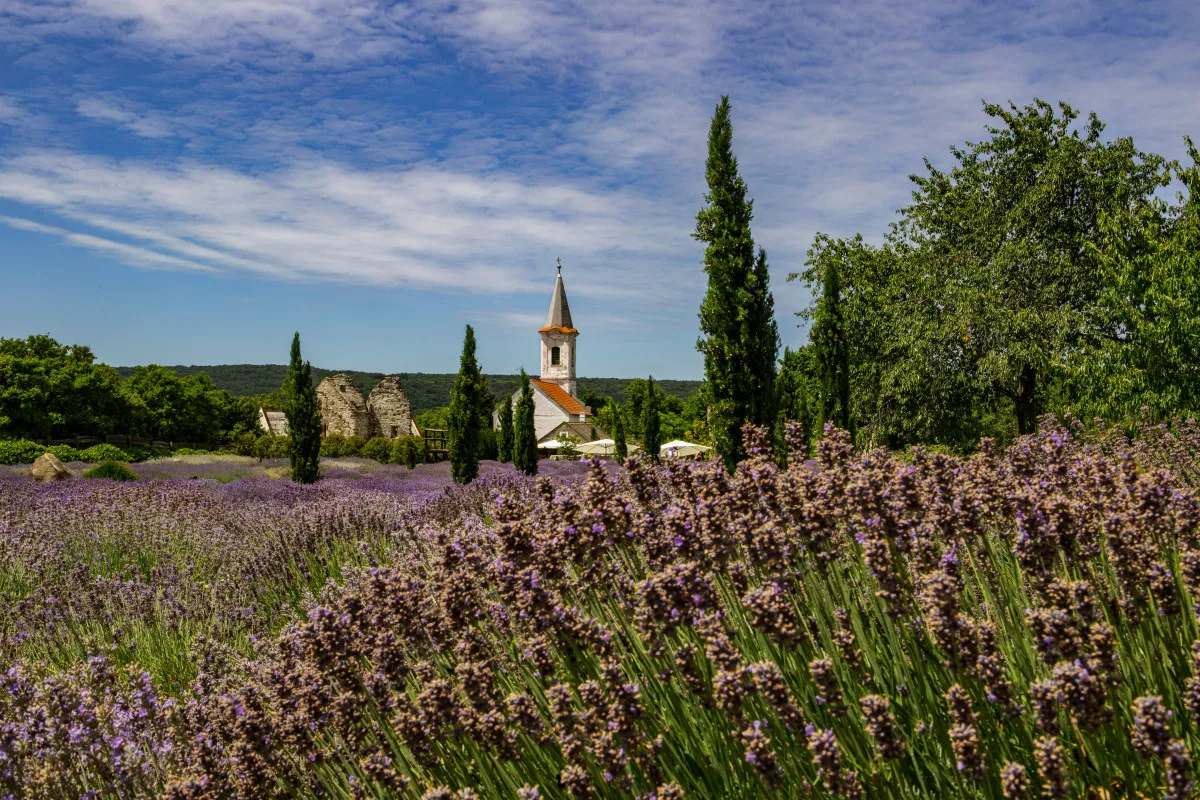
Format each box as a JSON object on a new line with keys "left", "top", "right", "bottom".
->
{"left": 80, "top": 443, "right": 132, "bottom": 463}
{"left": 390, "top": 435, "right": 425, "bottom": 469}
{"left": 82, "top": 460, "right": 139, "bottom": 481}
{"left": 173, "top": 448, "right": 215, "bottom": 456}
{"left": 361, "top": 437, "right": 392, "bottom": 463}
{"left": 46, "top": 444, "right": 82, "bottom": 462}
{"left": 320, "top": 434, "right": 346, "bottom": 458}
{"left": 232, "top": 432, "right": 258, "bottom": 457}
{"left": 0, "top": 440, "right": 46, "bottom": 465}
{"left": 341, "top": 436, "right": 366, "bottom": 458}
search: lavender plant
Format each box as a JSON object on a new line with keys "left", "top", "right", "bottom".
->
{"left": 2, "top": 420, "right": 1200, "bottom": 799}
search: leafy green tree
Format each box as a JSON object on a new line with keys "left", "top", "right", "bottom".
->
{"left": 897, "top": 100, "right": 1167, "bottom": 436}
{"left": 642, "top": 376, "right": 662, "bottom": 463}
{"left": 810, "top": 258, "right": 852, "bottom": 436}
{"left": 612, "top": 402, "right": 628, "bottom": 465}
{"left": 513, "top": 369, "right": 538, "bottom": 475}
{"left": 448, "top": 325, "right": 488, "bottom": 484}
{"left": 1071, "top": 139, "right": 1200, "bottom": 420}
{"left": 283, "top": 333, "right": 321, "bottom": 483}
{"left": 792, "top": 100, "right": 1171, "bottom": 447}
{"left": 0, "top": 335, "right": 128, "bottom": 439}
{"left": 694, "top": 95, "right": 779, "bottom": 470}
{"left": 498, "top": 395, "right": 515, "bottom": 463}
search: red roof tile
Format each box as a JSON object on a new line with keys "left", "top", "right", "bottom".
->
{"left": 531, "top": 379, "right": 592, "bottom": 416}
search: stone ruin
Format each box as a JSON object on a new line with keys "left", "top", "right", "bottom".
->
{"left": 367, "top": 376, "right": 413, "bottom": 439}
{"left": 315, "top": 373, "right": 413, "bottom": 440}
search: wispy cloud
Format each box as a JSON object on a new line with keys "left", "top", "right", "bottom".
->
{"left": 0, "top": 151, "right": 688, "bottom": 297}
{"left": 75, "top": 97, "right": 174, "bottom": 138}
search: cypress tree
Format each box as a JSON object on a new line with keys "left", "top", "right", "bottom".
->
{"left": 283, "top": 332, "right": 321, "bottom": 484}
{"left": 612, "top": 402, "right": 627, "bottom": 465}
{"left": 497, "top": 395, "right": 514, "bottom": 463}
{"left": 513, "top": 369, "right": 538, "bottom": 476}
{"left": 812, "top": 258, "right": 852, "bottom": 435}
{"left": 694, "top": 95, "right": 779, "bottom": 472}
{"left": 642, "top": 376, "right": 662, "bottom": 463}
{"left": 448, "top": 324, "right": 487, "bottom": 484}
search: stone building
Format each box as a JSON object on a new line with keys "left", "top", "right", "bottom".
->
{"left": 499, "top": 261, "right": 607, "bottom": 443}
{"left": 368, "top": 376, "right": 414, "bottom": 439}
{"left": 316, "top": 373, "right": 373, "bottom": 438}
{"left": 310, "top": 373, "right": 420, "bottom": 440}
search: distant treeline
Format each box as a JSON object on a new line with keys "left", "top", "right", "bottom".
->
{"left": 113, "top": 364, "right": 703, "bottom": 414}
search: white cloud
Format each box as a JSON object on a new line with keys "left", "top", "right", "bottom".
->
{"left": 0, "top": 151, "right": 692, "bottom": 299}
{"left": 0, "top": 215, "right": 217, "bottom": 271}
{"left": 76, "top": 97, "right": 174, "bottom": 137}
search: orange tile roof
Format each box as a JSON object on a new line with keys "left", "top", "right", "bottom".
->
{"left": 538, "top": 325, "right": 578, "bottom": 335}
{"left": 531, "top": 379, "right": 592, "bottom": 416}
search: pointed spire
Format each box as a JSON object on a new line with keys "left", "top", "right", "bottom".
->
{"left": 544, "top": 259, "right": 574, "bottom": 331}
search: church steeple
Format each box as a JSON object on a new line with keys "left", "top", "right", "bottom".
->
{"left": 539, "top": 258, "right": 578, "bottom": 397}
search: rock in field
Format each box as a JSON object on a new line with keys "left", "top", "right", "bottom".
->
{"left": 31, "top": 452, "right": 71, "bottom": 482}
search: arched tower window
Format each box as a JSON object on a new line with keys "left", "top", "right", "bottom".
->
{"left": 551, "top": 346, "right": 561, "bottom": 366}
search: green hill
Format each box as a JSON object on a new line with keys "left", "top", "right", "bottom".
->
{"left": 114, "top": 364, "right": 702, "bottom": 414}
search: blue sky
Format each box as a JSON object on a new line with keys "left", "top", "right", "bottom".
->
{"left": 2, "top": 1, "right": 1199, "bottom": 379}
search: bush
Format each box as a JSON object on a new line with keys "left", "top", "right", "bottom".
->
{"left": 361, "top": 437, "right": 393, "bottom": 463}
{"left": 173, "top": 448, "right": 215, "bottom": 456}
{"left": 122, "top": 446, "right": 170, "bottom": 462}
{"left": 232, "top": 432, "right": 258, "bottom": 457}
{"left": 341, "top": 436, "right": 366, "bottom": 458}
{"left": 46, "top": 444, "right": 82, "bottom": 462}
{"left": 320, "top": 434, "right": 346, "bottom": 458}
{"left": 0, "top": 440, "right": 45, "bottom": 465}
{"left": 390, "top": 435, "right": 425, "bottom": 469}
{"left": 80, "top": 443, "right": 132, "bottom": 463}
{"left": 82, "top": 460, "right": 139, "bottom": 481}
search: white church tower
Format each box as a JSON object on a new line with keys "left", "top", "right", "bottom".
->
{"left": 539, "top": 258, "right": 578, "bottom": 397}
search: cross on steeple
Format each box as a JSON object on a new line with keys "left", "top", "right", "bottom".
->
{"left": 556, "top": 257, "right": 562, "bottom": 274}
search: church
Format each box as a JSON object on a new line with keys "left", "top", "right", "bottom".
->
{"left": 504, "top": 262, "right": 607, "bottom": 444}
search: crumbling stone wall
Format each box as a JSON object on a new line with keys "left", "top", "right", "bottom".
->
{"left": 368, "top": 376, "right": 413, "bottom": 439}
{"left": 316, "top": 374, "right": 372, "bottom": 438}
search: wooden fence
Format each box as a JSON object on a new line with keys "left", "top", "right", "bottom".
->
{"left": 32, "top": 434, "right": 213, "bottom": 452}
{"left": 423, "top": 428, "right": 449, "bottom": 461}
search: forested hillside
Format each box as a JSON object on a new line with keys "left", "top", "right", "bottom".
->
{"left": 113, "top": 364, "right": 702, "bottom": 413}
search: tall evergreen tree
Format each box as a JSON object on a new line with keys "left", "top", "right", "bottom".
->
{"left": 611, "top": 402, "right": 628, "bottom": 465}
{"left": 812, "top": 258, "right": 852, "bottom": 435}
{"left": 694, "top": 95, "right": 780, "bottom": 471}
{"left": 497, "top": 395, "right": 514, "bottom": 463}
{"left": 513, "top": 369, "right": 538, "bottom": 476}
{"left": 448, "top": 325, "right": 487, "bottom": 484}
{"left": 642, "top": 376, "right": 662, "bottom": 463}
{"left": 283, "top": 332, "right": 321, "bottom": 484}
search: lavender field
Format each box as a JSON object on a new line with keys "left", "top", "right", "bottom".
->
{"left": 3, "top": 422, "right": 1200, "bottom": 799}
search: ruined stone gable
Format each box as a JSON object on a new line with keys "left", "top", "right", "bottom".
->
{"left": 316, "top": 374, "right": 372, "bottom": 438}
{"left": 367, "top": 376, "right": 413, "bottom": 439}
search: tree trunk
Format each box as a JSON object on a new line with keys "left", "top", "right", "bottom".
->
{"left": 1014, "top": 363, "right": 1039, "bottom": 435}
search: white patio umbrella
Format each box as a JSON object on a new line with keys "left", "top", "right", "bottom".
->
{"left": 576, "top": 439, "right": 641, "bottom": 456}
{"left": 537, "top": 439, "right": 566, "bottom": 450}
{"left": 660, "top": 440, "right": 711, "bottom": 458}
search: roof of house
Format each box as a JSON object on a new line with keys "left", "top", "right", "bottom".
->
{"left": 541, "top": 420, "right": 607, "bottom": 444}
{"left": 261, "top": 409, "right": 289, "bottom": 435}
{"left": 531, "top": 378, "right": 592, "bottom": 417}
{"left": 541, "top": 267, "right": 575, "bottom": 332}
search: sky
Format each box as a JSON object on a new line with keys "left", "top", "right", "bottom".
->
{"left": 1, "top": 1, "right": 1199, "bottom": 379}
